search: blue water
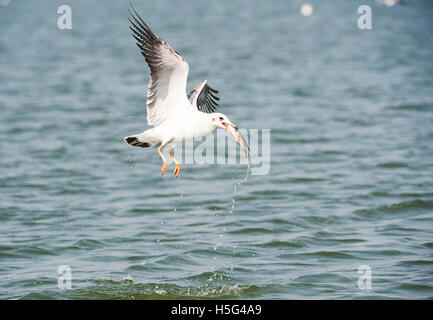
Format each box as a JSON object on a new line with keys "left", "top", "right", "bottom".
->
{"left": 1, "top": 0, "right": 433, "bottom": 299}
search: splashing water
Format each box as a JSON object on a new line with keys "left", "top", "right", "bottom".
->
{"left": 229, "top": 183, "right": 238, "bottom": 213}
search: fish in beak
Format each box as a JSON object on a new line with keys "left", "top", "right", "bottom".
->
{"left": 222, "top": 122, "right": 250, "bottom": 182}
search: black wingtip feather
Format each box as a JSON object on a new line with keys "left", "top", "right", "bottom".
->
{"left": 187, "top": 81, "right": 222, "bottom": 114}
{"left": 128, "top": 3, "right": 157, "bottom": 41}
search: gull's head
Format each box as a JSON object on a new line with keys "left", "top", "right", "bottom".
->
{"left": 211, "top": 113, "right": 238, "bottom": 131}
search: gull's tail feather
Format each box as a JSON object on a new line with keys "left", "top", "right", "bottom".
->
{"left": 124, "top": 130, "right": 159, "bottom": 149}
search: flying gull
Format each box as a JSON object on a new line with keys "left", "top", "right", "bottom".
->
{"left": 124, "top": 6, "right": 250, "bottom": 181}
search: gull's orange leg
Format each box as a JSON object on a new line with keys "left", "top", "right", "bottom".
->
{"left": 168, "top": 147, "right": 181, "bottom": 177}
{"left": 157, "top": 144, "right": 167, "bottom": 175}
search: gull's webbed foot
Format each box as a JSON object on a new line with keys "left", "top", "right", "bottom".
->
{"left": 174, "top": 163, "right": 180, "bottom": 177}
{"left": 161, "top": 161, "right": 167, "bottom": 175}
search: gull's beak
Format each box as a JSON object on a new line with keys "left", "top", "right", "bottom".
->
{"left": 222, "top": 122, "right": 239, "bottom": 131}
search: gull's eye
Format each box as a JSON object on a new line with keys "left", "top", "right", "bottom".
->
{"left": 219, "top": 117, "right": 224, "bottom": 121}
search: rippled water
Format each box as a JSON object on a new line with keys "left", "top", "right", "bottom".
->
{"left": 1, "top": 0, "right": 433, "bottom": 299}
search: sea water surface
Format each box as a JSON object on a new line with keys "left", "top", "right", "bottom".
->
{"left": 1, "top": 0, "right": 433, "bottom": 299}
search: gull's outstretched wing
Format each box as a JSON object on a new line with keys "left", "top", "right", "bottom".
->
{"left": 188, "top": 80, "right": 220, "bottom": 114}
{"left": 129, "top": 7, "right": 189, "bottom": 126}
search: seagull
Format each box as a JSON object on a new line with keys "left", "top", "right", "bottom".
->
{"left": 124, "top": 6, "right": 250, "bottom": 181}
